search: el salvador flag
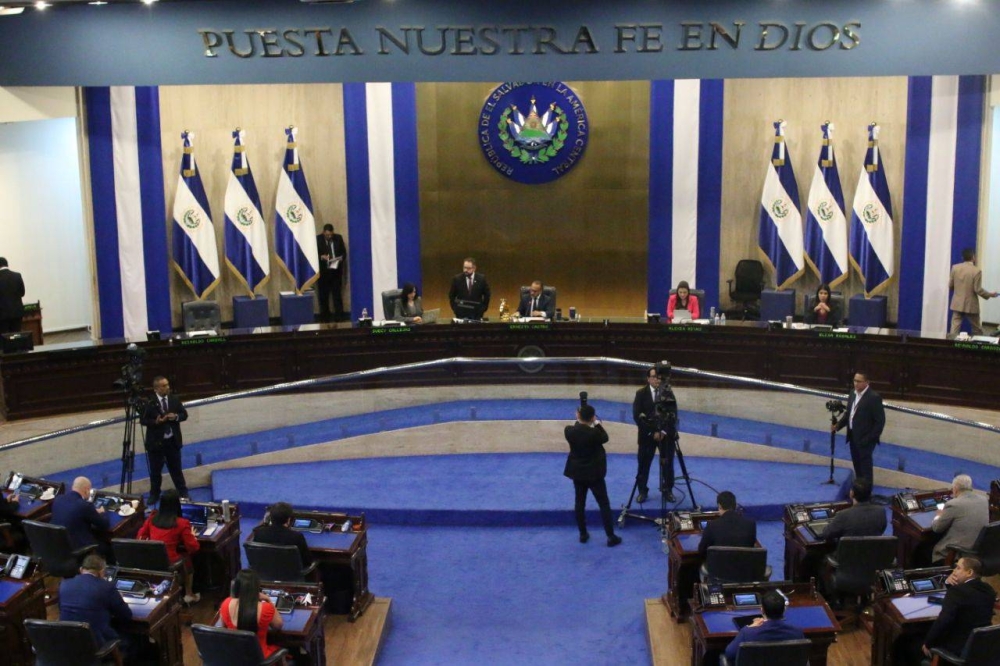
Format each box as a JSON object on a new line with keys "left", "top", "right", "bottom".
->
{"left": 171, "top": 131, "right": 220, "bottom": 299}
{"left": 804, "top": 122, "right": 848, "bottom": 287}
{"left": 274, "top": 126, "right": 320, "bottom": 294}
{"left": 850, "top": 123, "right": 894, "bottom": 297}
{"left": 224, "top": 129, "right": 270, "bottom": 295}
{"left": 758, "top": 121, "right": 805, "bottom": 289}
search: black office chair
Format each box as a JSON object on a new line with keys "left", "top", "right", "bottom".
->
{"left": 244, "top": 541, "right": 318, "bottom": 583}
{"left": 719, "top": 638, "right": 813, "bottom": 666}
{"left": 822, "top": 536, "right": 897, "bottom": 626}
{"left": 191, "top": 624, "right": 288, "bottom": 666}
{"left": 182, "top": 300, "right": 222, "bottom": 333}
{"left": 110, "top": 538, "right": 184, "bottom": 574}
{"left": 727, "top": 260, "right": 765, "bottom": 320}
{"left": 929, "top": 624, "right": 1000, "bottom": 665}
{"left": 946, "top": 521, "right": 1000, "bottom": 576}
{"left": 23, "top": 619, "right": 123, "bottom": 666}
{"left": 518, "top": 285, "right": 558, "bottom": 317}
{"left": 381, "top": 289, "right": 403, "bottom": 320}
{"left": 22, "top": 520, "right": 97, "bottom": 579}
{"left": 700, "top": 547, "right": 772, "bottom": 584}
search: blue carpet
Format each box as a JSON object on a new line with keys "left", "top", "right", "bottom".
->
{"left": 211, "top": 454, "right": 855, "bottom": 523}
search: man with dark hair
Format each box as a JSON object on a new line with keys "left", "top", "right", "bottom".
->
{"left": 140, "top": 376, "right": 189, "bottom": 505}
{"left": 316, "top": 223, "right": 347, "bottom": 322}
{"left": 949, "top": 248, "right": 996, "bottom": 336}
{"left": 831, "top": 371, "right": 885, "bottom": 483}
{"left": 517, "top": 280, "right": 554, "bottom": 318}
{"left": 564, "top": 404, "right": 621, "bottom": 547}
{"left": 699, "top": 491, "right": 756, "bottom": 557}
{"left": 448, "top": 257, "right": 491, "bottom": 319}
{"left": 724, "top": 590, "right": 805, "bottom": 663}
{"left": 59, "top": 553, "right": 133, "bottom": 648}
{"left": 0, "top": 256, "right": 25, "bottom": 334}
{"left": 632, "top": 366, "right": 676, "bottom": 503}
{"left": 820, "top": 478, "right": 887, "bottom": 541}
{"left": 252, "top": 501, "right": 312, "bottom": 566}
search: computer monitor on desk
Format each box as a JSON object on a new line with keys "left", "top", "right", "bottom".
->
{"left": 453, "top": 299, "right": 483, "bottom": 320}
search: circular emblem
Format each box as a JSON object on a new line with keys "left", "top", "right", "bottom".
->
{"left": 817, "top": 201, "right": 835, "bottom": 222}
{"left": 478, "top": 82, "right": 589, "bottom": 185}
{"left": 862, "top": 203, "right": 880, "bottom": 225}
{"left": 236, "top": 206, "right": 255, "bottom": 228}
{"left": 285, "top": 204, "right": 304, "bottom": 224}
{"left": 771, "top": 199, "right": 789, "bottom": 219}
{"left": 182, "top": 209, "right": 201, "bottom": 230}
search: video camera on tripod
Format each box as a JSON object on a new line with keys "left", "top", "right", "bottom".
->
{"left": 649, "top": 361, "right": 679, "bottom": 436}
{"left": 113, "top": 343, "right": 151, "bottom": 494}
{"left": 112, "top": 343, "right": 148, "bottom": 399}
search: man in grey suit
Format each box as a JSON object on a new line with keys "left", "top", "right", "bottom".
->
{"left": 949, "top": 248, "right": 997, "bottom": 336}
{"left": 931, "top": 474, "right": 989, "bottom": 563}
{"left": 821, "top": 478, "right": 887, "bottom": 541}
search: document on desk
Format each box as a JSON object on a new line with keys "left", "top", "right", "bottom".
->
{"left": 123, "top": 596, "right": 151, "bottom": 605}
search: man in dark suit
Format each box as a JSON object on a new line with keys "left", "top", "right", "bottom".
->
{"left": 448, "top": 257, "right": 491, "bottom": 319}
{"left": 252, "top": 501, "right": 312, "bottom": 566}
{"left": 921, "top": 557, "right": 996, "bottom": 659}
{"left": 820, "top": 478, "right": 887, "bottom": 542}
{"left": 724, "top": 591, "right": 805, "bottom": 664}
{"left": 51, "top": 477, "right": 111, "bottom": 559}
{"left": 0, "top": 257, "right": 25, "bottom": 334}
{"left": 140, "top": 376, "right": 189, "bottom": 504}
{"left": 59, "top": 553, "right": 132, "bottom": 649}
{"left": 831, "top": 371, "right": 885, "bottom": 483}
{"left": 316, "top": 223, "right": 348, "bottom": 322}
{"left": 517, "top": 280, "right": 554, "bottom": 318}
{"left": 564, "top": 404, "right": 621, "bottom": 547}
{"left": 632, "top": 366, "right": 676, "bottom": 503}
{"left": 699, "top": 491, "right": 757, "bottom": 558}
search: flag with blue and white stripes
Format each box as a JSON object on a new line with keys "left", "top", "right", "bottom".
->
{"left": 804, "top": 122, "right": 848, "bottom": 288}
{"left": 171, "top": 131, "right": 220, "bottom": 299}
{"left": 758, "top": 121, "right": 805, "bottom": 289}
{"left": 273, "top": 126, "right": 320, "bottom": 294}
{"left": 224, "top": 129, "right": 270, "bottom": 295}
{"left": 850, "top": 123, "right": 894, "bottom": 298}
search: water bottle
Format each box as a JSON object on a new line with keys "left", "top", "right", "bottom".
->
{"left": 720, "top": 313, "right": 726, "bottom": 325}
{"left": 361, "top": 308, "right": 369, "bottom": 320}
{"left": 221, "top": 499, "right": 231, "bottom": 522}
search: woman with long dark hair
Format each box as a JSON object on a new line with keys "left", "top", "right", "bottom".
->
{"left": 220, "top": 569, "right": 283, "bottom": 658}
{"left": 393, "top": 282, "right": 424, "bottom": 324}
{"left": 806, "top": 283, "right": 842, "bottom": 326}
{"left": 666, "top": 280, "right": 701, "bottom": 323}
{"left": 136, "top": 488, "right": 201, "bottom": 604}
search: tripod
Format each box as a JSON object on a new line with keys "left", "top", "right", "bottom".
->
{"left": 619, "top": 431, "right": 699, "bottom": 534}
{"left": 119, "top": 393, "right": 146, "bottom": 494}
{"left": 823, "top": 401, "right": 846, "bottom": 485}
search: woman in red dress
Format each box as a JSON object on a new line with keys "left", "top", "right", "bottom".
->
{"left": 220, "top": 569, "right": 284, "bottom": 658}
{"left": 136, "top": 489, "right": 201, "bottom": 604}
{"left": 666, "top": 280, "right": 701, "bottom": 323}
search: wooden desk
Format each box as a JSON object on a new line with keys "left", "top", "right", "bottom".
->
{"left": 689, "top": 581, "right": 840, "bottom": 666}
{"left": 182, "top": 501, "right": 242, "bottom": 598}
{"left": 890, "top": 489, "right": 951, "bottom": 569}
{"left": 0, "top": 554, "right": 46, "bottom": 666}
{"left": 664, "top": 510, "right": 722, "bottom": 621}
{"left": 782, "top": 501, "right": 851, "bottom": 583}
{"left": 990, "top": 479, "right": 999, "bottom": 523}
{"left": 115, "top": 567, "right": 184, "bottom": 666}
{"left": 95, "top": 491, "right": 146, "bottom": 540}
{"left": 20, "top": 303, "right": 42, "bottom": 347}
{"left": 870, "top": 566, "right": 951, "bottom": 666}
{"left": 1, "top": 474, "right": 65, "bottom": 522}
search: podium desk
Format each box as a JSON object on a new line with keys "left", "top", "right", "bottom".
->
{"left": 0, "top": 554, "right": 46, "bottom": 666}
{"left": 782, "top": 501, "right": 851, "bottom": 582}
{"left": 180, "top": 500, "right": 242, "bottom": 598}
{"left": 115, "top": 567, "right": 184, "bottom": 666}
{"left": 215, "top": 581, "right": 327, "bottom": 666}
{"left": 689, "top": 581, "right": 839, "bottom": 666}
{"left": 870, "top": 565, "right": 951, "bottom": 666}
{"left": 890, "top": 489, "right": 952, "bottom": 569}
{"left": 252, "top": 509, "right": 373, "bottom": 621}
{"left": 990, "top": 479, "right": 999, "bottom": 522}
{"left": 1, "top": 474, "right": 65, "bottom": 521}
{"left": 664, "top": 510, "right": 724, "bottom": 621}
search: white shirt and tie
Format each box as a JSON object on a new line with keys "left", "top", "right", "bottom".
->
{"left": 849, "top": 386, "right": 867, "bottom": 430}
{"left": 159, "top": 395, "right": 174, "bottom": 439}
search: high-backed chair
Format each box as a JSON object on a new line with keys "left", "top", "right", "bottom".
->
{"left": 945, "top": 522, "right": 1000, "bottom": 576}
{"left": 701, "top": 547, "right": 772, "bottom": 584}
{"left": 727, "top": 260, "right": 765, "bottom": 320}
{"left": 111, "top": 539, "right": 183, "bottom": 574}
{"left": 22, "top": 520, "right": 96, "bottom": 579}
{"left": 821, "top": 536, "right": 897, "bottom": 626}
{"left": 244, "top": 541, "right": 317, "bottom": 583}
{"left": 182, "top": 300, "right": 221, "bottom": 333}
{"left": 23, "top": 619, "right": 123, "bottom": 666}
{"left": 191, "top": 624, "right": 289, "bottom": 666}
{"left": 518, "top": 285, "right": 558, "bottom": 318}
{"left": 381, "top": 289, "right": 403, "bottom": 320}
{"left": 803, "top": 291, "right": 846, "bottom": 326}
{"left": 719, "top": 638, "right": 813, "bottom": 666}
{"left": 929, "top": 624, "right": 1000, "bottom": 665}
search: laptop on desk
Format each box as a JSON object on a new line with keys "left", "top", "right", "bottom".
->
{"left": 672, "top": 309, "right": 692, "bottom": 322}
{"left": 421, "top": 308, "right": 440, "bottom": 324}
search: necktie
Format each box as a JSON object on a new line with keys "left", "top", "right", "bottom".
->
{"left": 531, "top": 297, "right": 537, "bottom": 313}
{"left": 467, "top": 276, "right": 473, "bottom": 293}
{"left": 161, "top": 397, "right": 168, "bottom": 412}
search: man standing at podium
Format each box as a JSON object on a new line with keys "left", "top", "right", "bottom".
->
{"left": 141, "top": 376, "right": 190, "bottom": 505}
{"left": 316, "top": 224, "right": 347, "bottom": 322}
{"left": 0, "top": 257, "right": 25, "bottom": 334}
{"left": 448, "top": 257, "right": 491, "bottom": 319}
{"left": 831, "top": 371, "right": 884, "bottom": 483}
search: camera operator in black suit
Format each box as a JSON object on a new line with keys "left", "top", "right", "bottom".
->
{"left": 831, "top": 371, "right": 885, "bottom": 483}
{"left": 632, "top": 365, "right": 677, "bottom": 503}
{"left": 564, "top": 404, "right": 622, "bottom": 547}
{"left": 141, "top": 376, "right": 189, "bottom": 505}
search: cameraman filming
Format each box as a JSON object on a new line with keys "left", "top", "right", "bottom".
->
{"left": 563, "top": 404, "right": 622, "bottom": 547}
{"left": 632, "top": 364, "right": 678, "bottom": 503}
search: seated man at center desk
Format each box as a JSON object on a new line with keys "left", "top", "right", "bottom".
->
{"left": 699, "top": 491, "right": 756, "bottom": 557}
{"left": 724, "top": 590, "right": 805, "bottom": 664}
{"left": 517, "top": 280, "right": 554, "bottom": 319}
{"left": 820, "top": 478, "right": 886, "bottom": 541}
{"left": 252, "top": 502, "right": 313, "bottom": 567}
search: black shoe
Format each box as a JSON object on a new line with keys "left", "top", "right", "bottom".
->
{"left": 579, "top": 532, "right": 590, "bottom": 544}
{"left": 637, "top": 490, "right": 648, "bottom": 503}
{"left": 607, "top": 534, "right": 622, "bottom": 547}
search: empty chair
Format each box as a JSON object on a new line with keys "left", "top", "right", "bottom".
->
{"left": 720, "top": 638, "right": 813, "bottom": 666}
{"left": 191, "top": 624, "right": 288, "bottom": 666}
{"left": 22, "top": 520, "right": 96, "bottom": 578}
{"left": 821, "top": 535, "right": 897, "bottom": 625}
{"left": 381, "top": 289, "right": 403, "bottom": 320}
{"left": 701, "top": 547, "right": 772, "bottom": 584}
{"left": 182, "top": 300, "right": 221, "bottom": 333}
{"left": 727, "top": 260, "right": 765, "bottom": 320}
{"left": 244, "top": 541, "right": 317, "bottom": 582}
{"left": 946, "top": 521, "right": 1000, "bottom": 576}
{"left": 110, "top": 538, "right": 183, "bottom": 574}
{"left": 23, "top": 619, "right": 123, "bottom": 666}
{"left": 930, "top": 624, "right": 1000, "bottom": 665}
